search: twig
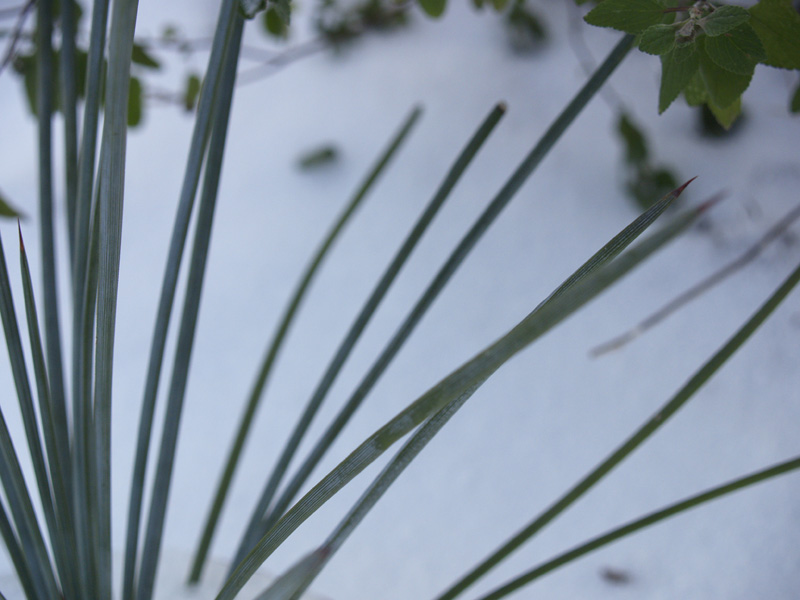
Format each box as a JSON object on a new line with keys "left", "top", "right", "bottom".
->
{"left": 235, "top": 36, "right": 330, "bottom": 86}
{"left": 0, "top": 0, "right": 34, "bottom": 76}
{"left": 592, "top": 199, "right": 800, "bottom": 356}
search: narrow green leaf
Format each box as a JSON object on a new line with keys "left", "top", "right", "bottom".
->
{"left": 94, "top": 0, "right": 143, "bottom": 596}
{"left": 698, "top": 41, "right": 752, "bottom": 108}
{"left": 477, "top": 455, "right": 800, "bottom": 600}
{"left": 215, "top": 179, "right": 694, "bottom": 600}
{"left": 0, "top": 501, "right": 39, "bottom": 600}
{"left": 438, "top": 218, "right": 800, "bottom": 600}
{"left": 59, "top": 0, "right": 80, "bottom": 269}
{"left": 702, "top": 5, "right": 750, "bottom": 37}
{"left": 212, "top": 105, "right": 424, "bottom": 577}
{"left": 135, "top": 18, "right": 244, "bottom": 600}
{"left": 418, "top": 0, "right": 447, "bottom": 18}
{"left": 659, "top": 43, "right": 699, "bottom": 113}
{"left": 704, "top": 24, "right": 764, "bottom": 75}
{"left": 584, "top": 0, "right": 666, "bottom": 35}
{"left": 639, "top": 24, "right": 675, "bottom": 56}
{"left": 297, "top": 145, "right": 339, "bottom": 169}
{"left": 229, "top": 105, "right": 506, "bottom": 570}
{"left": 131, "top": 42, "right": 161, "bottom": 69}
{"left": 748, "top": 0, "right": 800, "bottom": 69}
{"left": 123, "top": 1, "right": 241, "bottom": 595}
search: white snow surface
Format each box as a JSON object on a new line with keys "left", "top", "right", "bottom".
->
{"left": 0, "top": 1, "right": 799, "bottom": 599}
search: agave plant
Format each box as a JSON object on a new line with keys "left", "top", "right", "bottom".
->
{"left": 0, "top": 1, "right": 798, "bottom": 600}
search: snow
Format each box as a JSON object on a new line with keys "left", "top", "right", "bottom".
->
{"left": 0, "top": 1, "right": 799, "bottom": 599}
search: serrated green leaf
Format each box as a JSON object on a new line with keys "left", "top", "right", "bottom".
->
{"left": 683, "top": 70, "right": 707, "bottom": 106}
{"left": 617, "top": 113, "right": 648, "bottom": 163}
{"left": 0, "top": 192, "right": 23, "bottom": 219}
{"left": 131, "top": 43, "right": 160, "bottom": 69}
{"left": 702, "top": 5, "right": 750, "bottom": 36}
{"left": 791, "top": 79, "right": 800, "bottom": 113}
{"left": 418, "top": 0, "right": 447, "bottom": 18}
{"left": 585, "top": 0, "right": 667, "bottom": 35}
{"left": 708, "top": 96, "right": 742, "bottom": 129}
{"left": 127, "top": 76, "right": 142, "bottom": 127}
{"left": 749, "top": 0, "right": 800, "bottom": 69}
{"left": 698, "top": 42, "right": 752, "bottom": 108}
{"left": 659, "top": 44, "right": 699, "bottom": 113}
{"left": 704, "top": 24, "right": 764, "bottom": 75}
{"left": 639, "top": 24, "right": 675, "bottom": 55}
{"left": 183, "top": 73, "right": 202, "bottom": 111}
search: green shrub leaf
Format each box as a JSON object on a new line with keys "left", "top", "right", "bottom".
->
{"left": 683, "top": 70, "right": 707, "bottom": 106}
{"left": 708, "top": 96, "right": 742, "bottom": 129}
{"left": 748, "top": 0, "right": 800, "bottom": 69}
{"left": 698, "top": 42, "right": 752, "bottom": 108}
{"left": 659, "top": 43, "right": 699, "bottom": 113}
{"left": 791, "top": 79, "right": 800, "bottom": 113}
{"left": 617, "top": 113, "right": 648, "bottom": 163}
{"left": 702, "top": 5, "right": 750, "bottom": 37}
{"left": 0, "top": 192, "right": 23, "bottom": 219}
{"left": 183, "top": 74, "right": 202, "bottom": 111}
{"left": 131, "top": 43, "right": 161, "bottom": 69}
{"left": 639, "top": 24, "right": 675, "bottom": 56}
{"left": 584, "top": 0, "right": 667, "bottom": 35}
{"left": 127, "top": 76, "right": 142, "bottom": 127}
{"left": 704, "top": 24, "right": 765, "bottom": 75}
{"left": 418, "top": 0, "right": 447, "bottom": 18}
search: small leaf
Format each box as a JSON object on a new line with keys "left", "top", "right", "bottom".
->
{"left": 584, "top": 0, "right": 667, "bottom": 35}
{"left": 704, "top": 24, "right": 764, "bottom": 75}
{"left": 269, "top": 0, "right": 291, "bottom": 25}
{"left": 708, "top": 96, "right": 742, "bottom": 129}
{"left": 748, "top": 0, "right": 800, "bottom": 69}
{"left": 791, "top": 79, "right": 800, "bottom": 113}
{"left": 639, "top": 24, "right": 676, "bottom": 55}
{"left": 659, "top": 44, "right": 699, "bottom": 113}
{"left": 127, "top": 77, "right": 142, "bottom": 127}
{"left": 492, "top": 0, "right": 510, "bottom": 11}
{"left": 298, "top": 144, "right": 339, "bottom": 169}
{"left": 263, "top": 7, "right": 288, "bottom": 37}
{"left": 617, "top": 113, "right": 648, "bottom": 164}
{"left": 418, "top": 0, "right": 447, "bottom": 18}
{"left": 702, "top": 5, "right": 750, "bottom": 37}
{"left": 698, "top": 42, "right": 752, "bottom": 108}
{"left": 183, "top": 74, "right": 202, "bottom": 111}
{"left": 0, "top": 191, "right": 24, "bottom": 219}
{"left": 131, "top": 43, "right": 161, "bottom": 69}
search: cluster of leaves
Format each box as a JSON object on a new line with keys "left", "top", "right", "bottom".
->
{"left": 310, "top": 0, "right": 411, "bottom": 47}
{"left": 616, "top": 112, "right": 679, "bottom": 209}
{"left": 585, "top": 0, "right": 800, "bottom": 128}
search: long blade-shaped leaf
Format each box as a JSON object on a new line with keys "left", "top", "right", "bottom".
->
{"left": 19, "top": 229, "right": 79, "bottom": 600}
{"left": 216, "top": 180, "right": 698, "bottom": 600}
{"left": 36, "top": 0, "right": 69, "bottom": 513}
{"left": 134, "top": 18, "right": 244, "bottom": 600}
{"left": 0, "top": 500, "right": 39, "bottom": 600}
{"left": 436, "top": 255, "right": 800, "bottom": 600}
{"left": 122, "top": 2, "right": 241, "bottom": 596}
{"left": 193, "top": 103, "right": 423, "bottom": 581}
{"left": 71, "top": 3, "right": 110, "bottom": 591}
{"left": 235, "top": 35, "right": 636, "bottom": 556}
{"left": 93, "top": 0, "right": 142, "bottom": 597}
{"left": 60, "top": 0, "right": 80, "bottom": 266}
{"left": 477, "top": 455, "right": 800, "bottom": 600}
{"left": 249, "top": 183, "right": 703, "bottom": 599}
{"left": 232, "top": 103, "right": 505, "bottom": 569}
{"left": 0, "top": 233, "right": 60, "bottom": 600}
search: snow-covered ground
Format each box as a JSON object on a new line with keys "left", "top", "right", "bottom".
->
{"left": 1, "top": 1, "right": 799, "bottom": 599}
